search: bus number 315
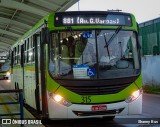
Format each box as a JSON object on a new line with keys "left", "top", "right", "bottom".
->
{"left": 81, "top": 96, "right": 91, "bottom": 103}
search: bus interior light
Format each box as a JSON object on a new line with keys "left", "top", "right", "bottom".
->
{"left": 49, "top": 93, "right": 72, "bottom": 107}
{"left": 125, "top": 88, "right": 143, "bottom": 103}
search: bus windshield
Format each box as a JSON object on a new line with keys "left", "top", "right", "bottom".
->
{"left": 49, "top": 29, "right": 140, "bottom": 79}
{"left": 0, "top": 61, "right": 10, "bottom": 72}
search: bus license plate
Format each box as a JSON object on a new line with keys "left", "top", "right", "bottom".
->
{"left": 92, "top": 105, "right": 107, "bottom": 111}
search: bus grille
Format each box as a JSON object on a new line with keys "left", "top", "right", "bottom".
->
{"left": 63, "top": 84, "right": 129, "bottom": 95}
{"left": 73, "top": 108, "right": 124, "bottom": 116}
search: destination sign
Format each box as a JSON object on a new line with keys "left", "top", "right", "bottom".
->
{"left": 54, "top": 12, "right": 132, "bottom": 26}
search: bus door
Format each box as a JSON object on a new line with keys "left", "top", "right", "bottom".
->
{"left": 33, "top": 33, "right": 41, "bottom": 113}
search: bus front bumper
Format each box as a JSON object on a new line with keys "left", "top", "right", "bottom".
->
{"left": 48, "top": 94, "right": 142, "bottom": 119}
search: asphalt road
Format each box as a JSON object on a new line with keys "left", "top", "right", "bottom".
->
{"left": 0, "top": 79, "right": 160, "bottom": 127}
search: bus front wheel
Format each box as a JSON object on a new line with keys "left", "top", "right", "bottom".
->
{"left": 103, "top": 116, "right": 115, "bottom": 120}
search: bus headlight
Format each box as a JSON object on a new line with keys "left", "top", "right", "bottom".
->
{"left": 54, "top": 95, "right": 63, "bottom": 102}
{"left": 49, "top": 93, "right": 72, "bottom": 107}
{"left": 125, "top": 88, "right": 143, "bottom": 103}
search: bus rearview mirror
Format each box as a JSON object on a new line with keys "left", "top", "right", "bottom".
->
{"left": 41, "top": 27, "right": 50, "bottom": 44}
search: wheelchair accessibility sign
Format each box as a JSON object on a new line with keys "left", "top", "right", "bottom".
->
{"left": 87, "top": 68, "right": 95, "bottom": 77}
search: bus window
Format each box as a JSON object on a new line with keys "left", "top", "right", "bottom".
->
{"left": 28, "top": 37, "right": 33, "bottom": 63}
{"left": 50, "top": 31, "right": 96, "bottom": 78}
{"left": 25, "top": 40, "right": 27, "bottom": 51}
{"left": 75, "top": 33, "right": 96, "bottom": 65}
{"left": 32, "top": 48, "right": 35, "bottom": 62}
{"left": 27, "top": 39, "right": 29, "bottom": 63}
{"left": 29, "top": 37, "right": 32, "bottom": 48}
{"left": 50, "top": 30, "right": 140, "bottom": 79}
{"left": 14, "top": 47, "right": 17, "bottom": 65}
{"left": 28, "top": 50, "right": 33, "bottom": 63}
{"left": 24, "top": 40, "right": 26, "bottom": 64}
{"left": 17, "top": 45, "right": 21, "bottom": 65}
{"left": 11, "top": 50, "right": 14, "bottom": 68}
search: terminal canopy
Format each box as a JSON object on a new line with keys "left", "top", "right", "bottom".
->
{"left": 0, "top": 0, "right": 78, "bottom": 53}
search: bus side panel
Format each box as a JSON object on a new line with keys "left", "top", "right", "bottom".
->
{"left": 12, "top": 66, "right": 23, "bottom": 90}
{"left": 24, "top": 65, "right": 36, "bottom": 109}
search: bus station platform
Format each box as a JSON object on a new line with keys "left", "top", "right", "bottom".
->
{"left": 0, "top": 92, "right": 44, "bottom": 127}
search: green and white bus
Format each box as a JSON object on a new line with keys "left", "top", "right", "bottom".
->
{"left": 0, "top": 53, "right": 10, "bottom": 80}
{"left": 10, "top": 11, "right": 142, "bottom": 119}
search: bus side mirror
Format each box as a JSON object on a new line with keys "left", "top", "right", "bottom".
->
{"left": 136, "top": 22, "right": 139, "bottom": 34}
{"left": 41, "top": 27, "right": 50, "bottom": 44}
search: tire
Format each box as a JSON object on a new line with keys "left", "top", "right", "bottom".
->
{"left": 103, "top": 116, "right": 115, "bottom": 121}
{"left": 15, "top": 83, "right": 19, "bottom": 101}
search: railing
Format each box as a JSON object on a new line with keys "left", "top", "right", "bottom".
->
{"left": 0, "top": 89, "right": 24, "bottom": 126}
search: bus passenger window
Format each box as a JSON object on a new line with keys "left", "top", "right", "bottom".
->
{"left": 17, "top": 45, "right": 21, "bottom": 64}
{"left": 28, "top": 50, "right": 33, "bottom": 63}
{"left": 25, "top": 40, "right": 27, "bottom": 51}
{"left": 27, "top": 39, "right": 29, "bottom": 63}
{"left": 32, "top": 36, "right": 35, "bottom": 62}
{"left": 32, "top": 48, "right": 35, "bottom": 62}
{"left": 14, "top": 47, "right": 17, "bottom": 65}
{"left": 24, "top": 40, "right": 26, "bottom": 64}
{"left": 28, "top": 37, "right": 32, "bottom": 63}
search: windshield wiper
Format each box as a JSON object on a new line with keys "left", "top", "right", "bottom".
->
{"left": 65, "top": 26, "right": 74, "bottom": 36}
{"left": 104, "top": 26, "right": 122, "bottom": 48}
{"left": 103, "top": 35, "right": 110, "bottom": 59}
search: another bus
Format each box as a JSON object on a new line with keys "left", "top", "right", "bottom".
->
{"left": 0, "top": 53, "right": 10, "bottom": 80}
{"left": 10, "top": 11, "right": 142, "bottom": 119}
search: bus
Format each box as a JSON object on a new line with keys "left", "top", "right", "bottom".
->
{"left": 0, "top": 53, "right": 10, "bottom": 80}
{"left": 10, "top": 11, "right": 142, "bottom": 119}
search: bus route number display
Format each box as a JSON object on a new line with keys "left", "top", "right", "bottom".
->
{"left": 55, "top": 14, "right": 132, "bottom": 26}
{"left": 63, "top": 16, "right": 121, "bottom": 25}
